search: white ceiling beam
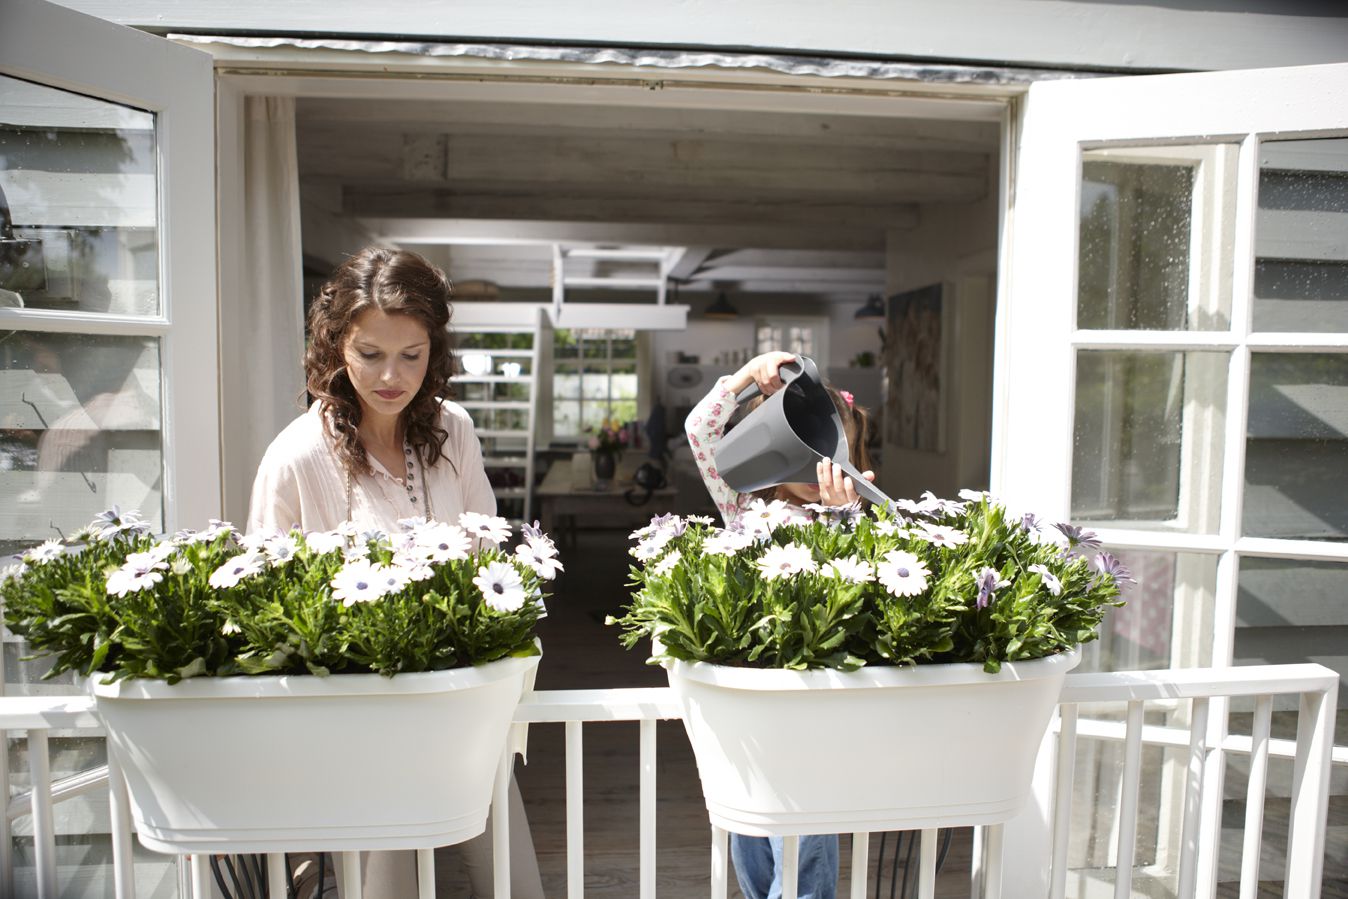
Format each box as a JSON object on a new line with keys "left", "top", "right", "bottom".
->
{"left": 366, "top": 217, "right": 885, "bottom": 251}
{"left": 686, "top": 265, "right": 884, "bottom": 284}
{"left": 663, "top": 246, "right": 715, "bottom": 281}
{"left": 338, "top": 185, "right": 922, "bottom": 230}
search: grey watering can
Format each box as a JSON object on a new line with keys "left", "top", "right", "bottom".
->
{"left": 712, "top": 355, "right": 893, "bottom": 508}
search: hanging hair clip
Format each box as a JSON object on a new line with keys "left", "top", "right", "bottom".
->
{"left": 838, "top": 390, "right": 855, "bottom": 408}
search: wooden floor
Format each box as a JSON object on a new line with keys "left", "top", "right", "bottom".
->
{"left": 432, "top": 527, "right": 1345, "bottom": 899}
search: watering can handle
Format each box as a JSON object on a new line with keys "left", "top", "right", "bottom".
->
{"left": 733, "top": 355, "right": 813, "bottom": 404}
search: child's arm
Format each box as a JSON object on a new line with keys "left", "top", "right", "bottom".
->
{"left": 685, "top": 352, "right": 798, "bottom": 524}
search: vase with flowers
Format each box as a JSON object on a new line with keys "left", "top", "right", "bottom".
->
{"left": 1, "top": 507, "right": 562, "bottom": 854}
{"left": 586, "top": 420, "right": 628, "bottom": 484}
{"left": 609, "top": 490, "right": 1129, "bottom": 834}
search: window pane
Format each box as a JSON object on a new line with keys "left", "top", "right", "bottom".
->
{"left": 1236, "top": 557, "right": 1348, "bottom": 706}
{"left": 0, "top": 75, "right": 159, "bottom": 316}
{"left": 1072, "top": 350, "right": 1227, "bottom": 531}
{"left": 1253, "top": 137, "right": 1348, "bottom": 332}
{"left": 554, "top": 401, "right": 580, "bottom": 438}
{"left": 1244, "top": 353, "right": 1348, "bottom": 541}
{"left": 0, "top": 331, "right": 163, "bottom": 555}
{"left": 1078, "top": 150, "right": 1233, "bottom": 331}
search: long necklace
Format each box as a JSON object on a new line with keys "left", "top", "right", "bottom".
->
{"left": 345, "top": 439, "right": 433, "bottom": 522}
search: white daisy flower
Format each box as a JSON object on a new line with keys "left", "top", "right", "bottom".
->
{"left": 921, "top": 490, "right": 967, "bottom": 516}
{"left": 304, "top": 530, "right": 346, "bottom": 555}
{"left": 630, "top": 514, "right": 683, "bottom": 540}
{"left": 459, "top": 512, "right": 512, "bottom": 545}
{"left": 220, "top": 619, "right": 241, "bottom": 636}
{"left": 106, "top": 566, "right": 163, "bottom": 597}
{"left": 1028, "top": 563, "right": 1062, "bottom": 596}
{"left": 68, "top": 524, "right": 102, "bottom": 544}
{"left": 0, "top": 562, "right": 25, "bottom": 586}
{"left": 372, "top": 563, "right": 411, "bottom": 597}
{"left": 330, "top": 559, "right": 391, "bottom": 606}
{"left": 631, "top": 531, "right": 676, "bottom": 561}
{"left": 650, "top": 549, "right": 683, "bottom": 577}
{"left": 515, "top": 541, "right": 564, "bottom": 580}
{"left": 343, "top": 540, "right": 371, "bottom": 562}
{"left": 23, "top": 540, "right": 64, "bottom": 564}
{"left": 702, "top": 528, "right": 755, "bottom": 556}
{"left": 684, "top": 515, "right": 716, "bottom": 526}
{"left": 414, "top": 522, "right": 472, "bottom": 563}
{"left": 1028, "top": 525, "right": 1071, "bottom": 552}
{"left": 208, "top": 553, "right": 266, "bottom": 589}
{"left": 755, "top": 543, "right": 817, "bottom": 581}
{"left": 742, "top": 498, "right": 793, "bottom": 537}
{"left": 170, "top": 556, "right": 193, "bottom": 576}
{"left": 391, "top": 551, "right": 436, "bottom": 583}
{"left": 820, "top": 556, "right": 874, "bottom": 584}
{"left": 876, "top": 549, "right": 930, "bottom": 597}
{"left": 238, "top": 530, "right": 276, "bottom": 553}
{"left": 397, "top": 515, "right": 430, "bottom": 532}
{"left": 473, "top": 561, "right": 527, "bottom": 613}
{"left": 524, "top": 533, "right": 559, "bottom": 559}
{"left": 958, "top": 488, "right": 993, "bottom": 503}
{"left": 263, "top": 535, "right": 300, "bottom": 564}
{"left": 912, "top": 522, "right": 969, "bottom": 548}
{"left": 872, "top": 518, "right": 909, "bottom": 538}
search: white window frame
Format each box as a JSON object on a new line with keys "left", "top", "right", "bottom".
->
{"left": 552, "top": 328, "right": 641, "bottom": 442}
{"left": 997, "top": 62, "right": 1348, "bottom": 896}
{"left": 0, "top": 0, "right": 220, "bottom": 531}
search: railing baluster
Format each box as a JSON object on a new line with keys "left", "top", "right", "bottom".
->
{"left": 494, "top": 748, "right": 512, "bottom": 899}
{"left": 1178, "top": 696, "right": 1210, "bottom": 899}
{"left": 107, "top": 754, "right": 135, "bottom": 899}
{"left": 189, "top": 854, "right": 211, "bottom": 898}
{"left": 1113, "top": 700, "right": 1145, "bottom": 899}
{"left": 639, "top": 719, "right": 656, "bottom": 899}
{"left": 970, "top": 825, "right": 983, "bottom": 897}
{"left": 849, "top": 832, "right": 868, "bottom": 899}
{"left": 341, "top": 850, "right": 362, "bottom": 898}
{"left": 710, "top": 824, "right": 729, "bottom": 899}
{"left": 27, "top": 729, "right": 56, "bottom": 899}
{"left": 983, "top": 823, "right": 1004, "bottom": 899}
{"left": 0, "top": 726, "right": 11, "bottom": 899}
{"left": 268, "top": 853, "right": 288, "bottom": 898}
{"left": 566, "top": 720, "right": 584, "bottom": 899}
{"left": 416, "top": 848, "right": 435, "bottom": 899}
{"left": 1285, "top": 686, "right": 1336, "bottom": 898}
{"left": 1237, "top": 695, "right": 1271, "bottom": 899}
{"left": 781, "top": 834, "right": 799, "bottom": 899}
{"left": 1050, "top": 704, "right": 1077, "bottom": 899}
{"left": 918, "top": 828, "right": 937, "bottom": 899}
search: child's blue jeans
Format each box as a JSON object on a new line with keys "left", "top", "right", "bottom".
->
{"left": 730, "top": 833, "right": 839, "bottom": 899}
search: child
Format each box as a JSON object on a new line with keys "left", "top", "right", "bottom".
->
{"left": 684, "top": 350, "right": 876, "bottom": 899}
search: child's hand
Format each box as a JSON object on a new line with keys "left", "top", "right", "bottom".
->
{"left": 727, "top": 351, "right": 798, "bottom": 397}
{"left": 816, "top": 458, "right": 876, "bottom": 506}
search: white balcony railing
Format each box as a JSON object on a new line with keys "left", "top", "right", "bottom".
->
{"left": 1, "top": 664, "right": 1339, "bottom": 899}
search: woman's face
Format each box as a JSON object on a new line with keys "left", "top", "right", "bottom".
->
{"left": 342, "top": 308, "right": 431, "bottom": 422}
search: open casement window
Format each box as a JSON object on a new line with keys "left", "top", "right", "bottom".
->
{"left": 998, "top": 64, "right": 1347, "bottom": 898}
{"left": 0, "top": 1, "right": 216, "bottom": 893}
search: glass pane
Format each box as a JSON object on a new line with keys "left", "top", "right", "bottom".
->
{"left": 1078, "top": 150, "right": 1233, "bottom": 331}
{"left": 1076, "top": 548, "right": 1217, "bottom": 674}
{"left": 1244, "top": 353, "right": 1348, "bottom": 541}
{"left": 1253, "top": 137, "right": 1348, "bottom": 333}
{"left": 1236, "top": 557, "right": 1348, "bottom": 710}
{"left": 581, "top": 371, "right": 611, "bottom": 401}
{"left": 0, "top": 331, "right": 163, "bottom": 556}
{"left": 0, "top": 75, "right": 159, "bottom": 316}
{"left": 1072, "top": 350, "right": 1227, "bottom": 532}
{"left": 554, "top": 400, "right": 580, "bottom": 438}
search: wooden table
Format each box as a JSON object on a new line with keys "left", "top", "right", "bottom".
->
{"left": 536, "top": 456, "right": 677, "bottom": 544}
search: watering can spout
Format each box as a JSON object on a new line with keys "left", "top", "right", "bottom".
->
{"left": 712, "top": 355, "right": 894, "bottom": 508}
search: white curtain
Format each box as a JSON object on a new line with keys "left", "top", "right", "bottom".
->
{"left": 219, "top": 95, "right": 305, "bottom": 525}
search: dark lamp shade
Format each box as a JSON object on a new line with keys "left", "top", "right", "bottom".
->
{"left": 855, "top": 294, "right": 886, "bottom": 321}
{"left": 705, "top": 292, "right": 739, "bottom": 320}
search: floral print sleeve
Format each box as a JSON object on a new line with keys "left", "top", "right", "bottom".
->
{"left": 685, "top": 376, "right": 744, "bottom": 525}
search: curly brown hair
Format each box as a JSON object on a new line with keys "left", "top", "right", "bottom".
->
{"left": 304, "top": 247, "right": 456, "bottom": 478}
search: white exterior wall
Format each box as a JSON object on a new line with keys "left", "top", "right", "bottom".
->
{"left": 48, "top": 0, "right": 1348, "bottom": 74}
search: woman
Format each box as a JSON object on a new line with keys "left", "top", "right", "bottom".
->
{"left": 248, "top": 246, "right": 544, "bottom": 899}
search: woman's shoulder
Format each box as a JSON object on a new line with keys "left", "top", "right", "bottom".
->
{"left": 434, "top": 396, "right": 475, "bottom": 432}
{"left": 259, "top": 404, "right": 334, "bottom": 471}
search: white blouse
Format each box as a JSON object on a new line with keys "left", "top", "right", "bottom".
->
{"left": 247, "top": 399, "right": 496, "bottom": 535}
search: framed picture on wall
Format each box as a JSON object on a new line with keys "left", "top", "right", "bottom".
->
{"left": 884, "top": 283, "right": 946, "bottom": 453}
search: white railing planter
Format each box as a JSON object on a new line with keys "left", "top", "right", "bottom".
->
{"left": 91, "top": 655, "right": 540, "bottom": 855}
{"left": 666, "top": 649, "right": 1081, "bottom": 836}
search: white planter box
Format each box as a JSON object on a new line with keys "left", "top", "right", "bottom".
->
{"left": 666, "top": 650, "right": 1079, "bottom": 836}
{"left": 92, "top": 654, "right": 540, "bottom": 854}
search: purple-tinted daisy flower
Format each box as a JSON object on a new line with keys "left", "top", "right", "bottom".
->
{"left": 1093, "top": 552, "right": 1136, "bottom": 585}
{"left": 1054, "top": 523, "right": 1102, "bottom": 551}
{"left": 975, "top": 566, "right": 1010, "bottom": 609}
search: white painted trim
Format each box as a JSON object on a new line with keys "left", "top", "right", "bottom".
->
{"left": 1, "top": 0, "right": 220, "bottom": 531}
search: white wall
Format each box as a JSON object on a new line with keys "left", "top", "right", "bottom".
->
{"left": 52, "top": 0, "right": 1348, "bottom": 74}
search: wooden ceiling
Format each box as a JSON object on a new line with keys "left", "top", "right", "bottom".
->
{"left": 296, "top": 97, "right": 999, "bottom": 300}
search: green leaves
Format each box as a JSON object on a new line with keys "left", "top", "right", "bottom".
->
{"left": 611, "top": 497, "right": 1125, "bottom": 671}
{"left": 2, "top": 525, "right": 548, "bottom": 682}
